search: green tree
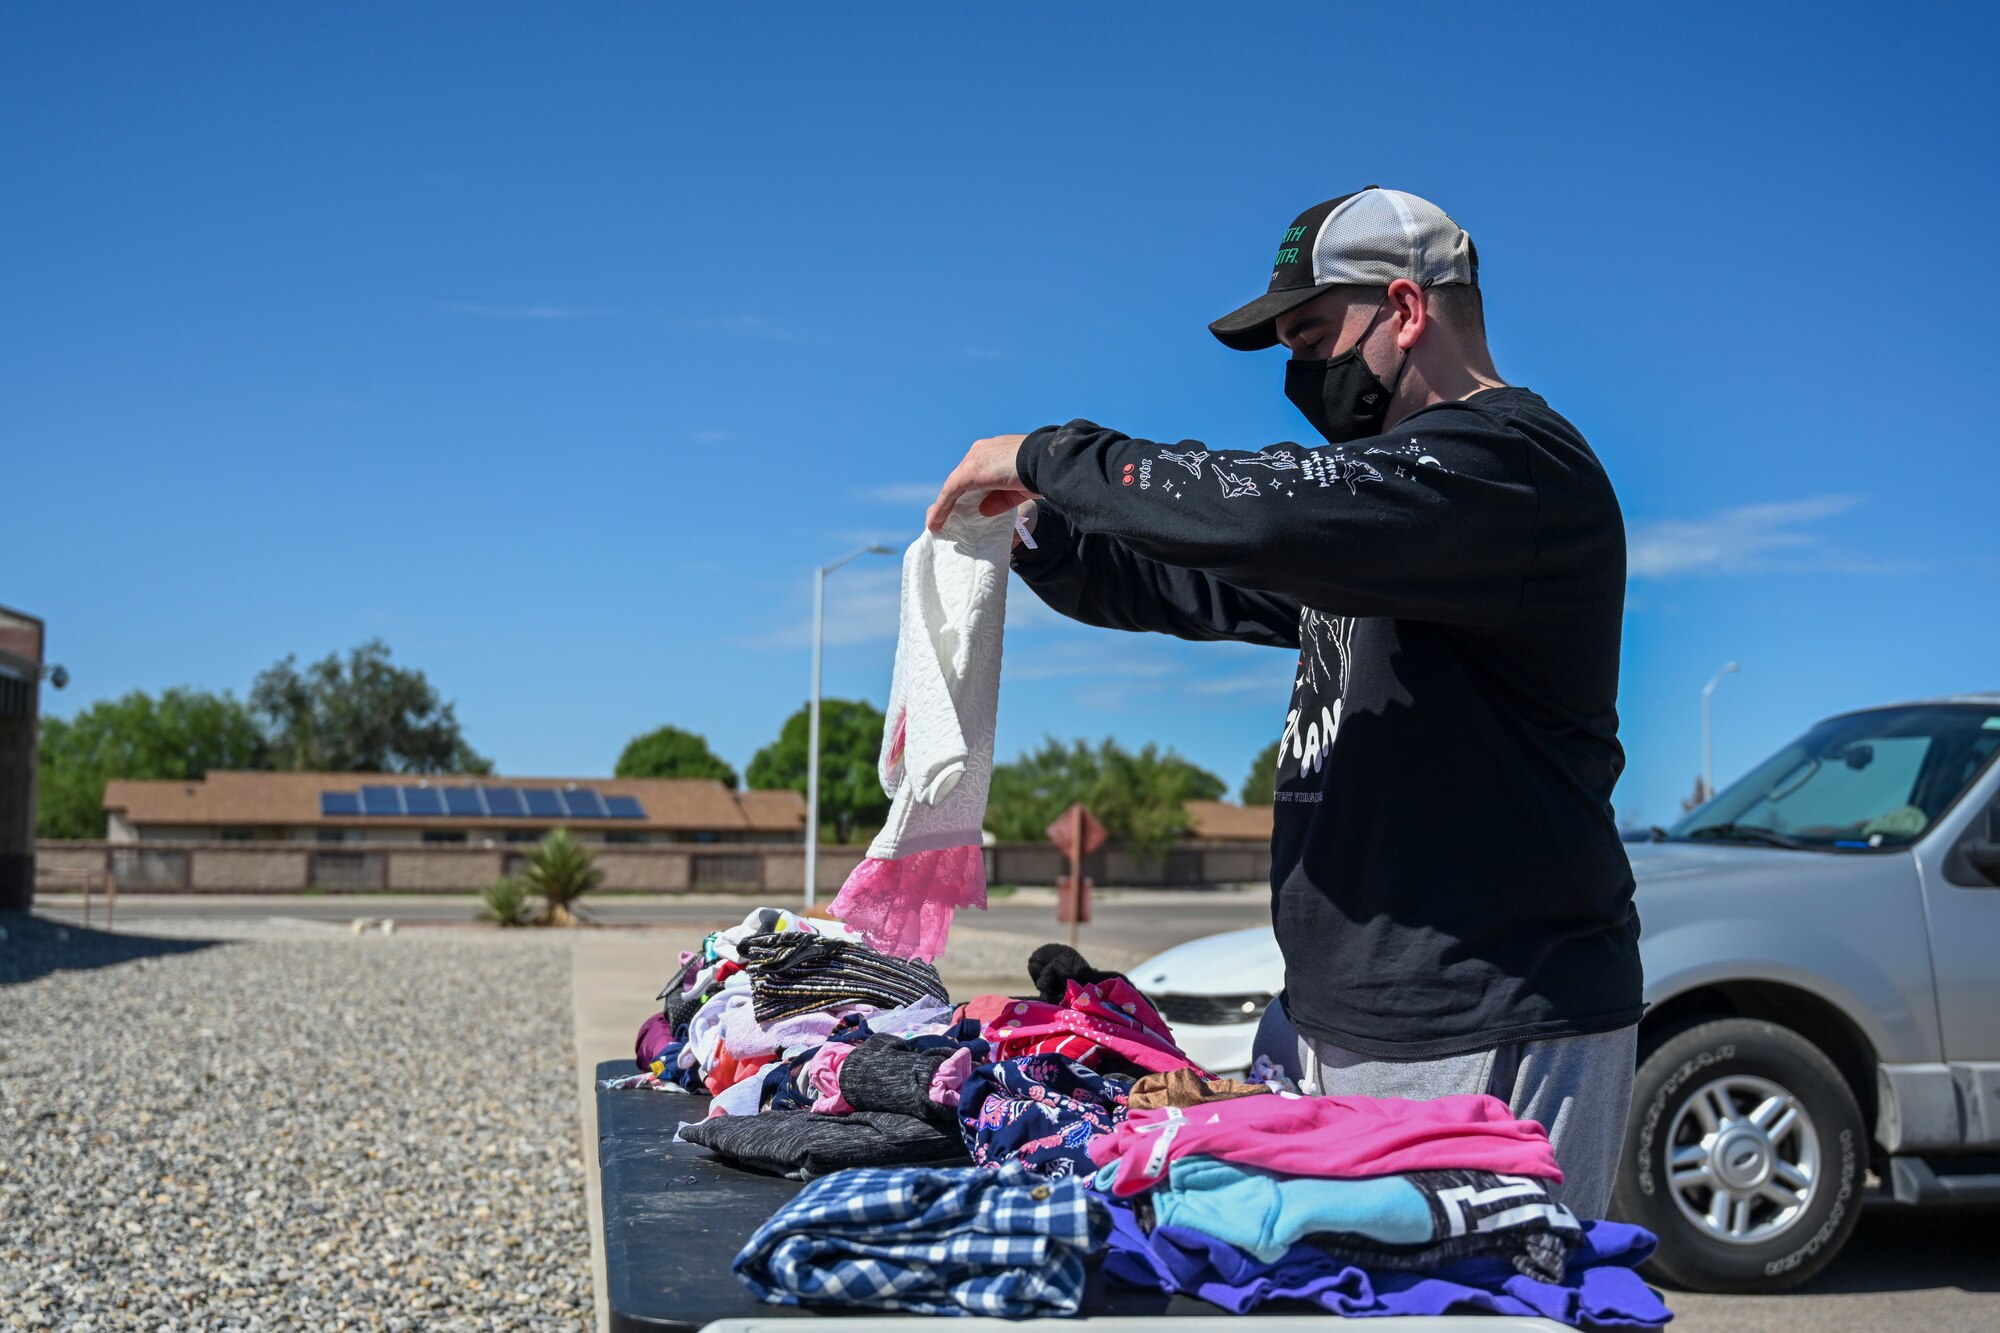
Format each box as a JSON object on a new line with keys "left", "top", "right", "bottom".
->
{"left": 615, "top": 724, "right": 738, "bottom": 787}
{"left": 986, "top": 738, "right": 1225, "bottom": 862}
{"left": 250, "top": 639, "right": 490, "bottom": 774}
{"left": 36, "top": 688, "right": 269, "bottom": 838}
{"left": 746, "top": 699, "right": 888, "bottom": 843}
{"left": 1240, "top": 739, "right": 1281, "bottom": 807}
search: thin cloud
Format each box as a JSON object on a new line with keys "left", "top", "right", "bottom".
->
{"left": 829, "top": 528, "right": 916, "bottom": 551}
{"left": 1627, "top": 496, "right": 1864, "bottom": 578}
{"left": 1006, "top": 639, "right": 1179, "bottom": 682}
{"left": 677, "top": 313, "right": 832, "bottom": 344}
{"left": 735, "top": 565, "right": 903, "bottom": 650}
{"left": 852, "top": 482, "right": 940, "bottom": 506}
{"left": 433, "top": 302, "right": 614, "bottom": 320}
{"left": 1192, "top": 667, "right": 1292, "bottom": 695}
{"left": 1003, "top": 586, "right": 1064, "bottom": 632}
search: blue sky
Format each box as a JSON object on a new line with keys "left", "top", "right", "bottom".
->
{"left": 5, "top": 3, "right": 1996, "bottom": 825}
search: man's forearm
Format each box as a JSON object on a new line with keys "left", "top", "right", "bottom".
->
{"left": 1011, "top": 502, "right": 1300, "bottom": 648}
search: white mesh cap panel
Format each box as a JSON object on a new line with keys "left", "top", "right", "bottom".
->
{"left": 1310, "top": 189, "right": 1475, "bottom": 288}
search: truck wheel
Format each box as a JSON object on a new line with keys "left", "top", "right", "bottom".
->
{"left": 1613, "top": 1018, "right": 1865, "bottom": 1293}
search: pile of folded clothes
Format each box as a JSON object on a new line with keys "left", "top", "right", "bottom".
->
{"left": 604, "top": 914, "right": 1670, "bottom": 1327}
{"left": 601, "top": 906, "right": 950, "bottom": 1100}
{"left": 1087, "top": 1078, "right": 1670, "bottom": 1324}
{"left": 671, "top": 940, "right": 1205, "bottom": 1181}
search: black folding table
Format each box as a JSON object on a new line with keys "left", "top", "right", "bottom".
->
{"left": 594, "top": 1060, "right": 1573, "bottom": 1331}
{"left": 594, "top": 1059, "right": 1229, "bottom": 1329}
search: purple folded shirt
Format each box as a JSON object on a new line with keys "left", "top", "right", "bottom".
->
{"left": 1103, "top": 1204, "right": 1671, "bottom": 1328}
{"left": 635, "top": 1013, "right": 676, "bottom": 1069}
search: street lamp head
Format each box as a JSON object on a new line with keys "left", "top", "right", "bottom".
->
{"left": 1724, "top": 661, "right": 1740, "bottom": 674}
{"left": 865, "top": 544, "right": 893, "bottom": 555}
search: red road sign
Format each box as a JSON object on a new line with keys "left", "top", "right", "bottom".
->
{"left": 1045, "top": 803, "right": 1107, "bottom": 859}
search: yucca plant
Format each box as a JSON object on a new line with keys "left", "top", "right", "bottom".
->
{"left": 522, "top": 827, "right": 603, "bottom": 927}
{"left": 478, "top": 875, "right": 533, "bottom": 927}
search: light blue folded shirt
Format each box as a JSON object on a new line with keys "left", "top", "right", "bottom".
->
{"left": 1094, "top": 1154, "right": 1434, "bottom": 1263}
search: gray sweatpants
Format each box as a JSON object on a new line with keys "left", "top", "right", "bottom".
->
{"left": 1255, "top": 1001, "right": 1637, "bottom": 1220}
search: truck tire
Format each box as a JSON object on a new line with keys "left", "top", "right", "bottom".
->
{"left": 1613, "top": 1017, "right": 1865, "bottom": 1293}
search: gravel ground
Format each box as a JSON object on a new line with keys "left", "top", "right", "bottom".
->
{"left": 0, "top": 913, "right": 590, "bottom": 1331}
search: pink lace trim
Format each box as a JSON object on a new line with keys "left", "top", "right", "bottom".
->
{"left": 829, "top": 844, "right": 987, "bottom": 962}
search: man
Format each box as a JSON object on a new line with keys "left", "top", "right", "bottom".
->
{"left": 927, "top": 187, "right": 1641, "bottom": 1218}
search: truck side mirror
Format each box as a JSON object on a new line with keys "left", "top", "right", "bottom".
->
{"left": 1952, "top": 799, "right": 2000, "bottom": 887}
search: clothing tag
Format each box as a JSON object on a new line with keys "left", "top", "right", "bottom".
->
{"left": 1014, "top": 512, "right": 1038, "bottom": 550}
{"left": 1140, "top": 1107, "right": 1186, "bottom": 1181}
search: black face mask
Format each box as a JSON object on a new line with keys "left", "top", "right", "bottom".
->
{"left": 1283, "top": 302, "right": 1409, "bottom": 444}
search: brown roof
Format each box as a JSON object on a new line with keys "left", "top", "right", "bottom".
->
{"left": 1183, "top": 799, "right": 1274, "bottom": 841}
{"left": 103, "top": 771, "right": 805, "bottom": 834}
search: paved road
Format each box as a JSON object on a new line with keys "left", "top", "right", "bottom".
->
{"left": 1669, "top": 1201, "right": 2000, "bottom": 1331}
{"left": 30, "top": 889, "right": 1273, "bottom": 961}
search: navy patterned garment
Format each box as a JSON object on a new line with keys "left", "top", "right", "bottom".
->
{"left": 958, "top": 1053, "right": 1133, "bottom": 1179}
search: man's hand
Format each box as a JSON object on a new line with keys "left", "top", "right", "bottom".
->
{"left": 927, "top": 434, "right": 1039, "bottom": 533}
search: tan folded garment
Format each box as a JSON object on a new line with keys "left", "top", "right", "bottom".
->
{"left": 1128, "top": 1067, "right": 1272, "bottom": 1110}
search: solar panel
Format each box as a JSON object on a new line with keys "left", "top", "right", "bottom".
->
{"left": 561, "top": 787, "right": 608, "bottom": 819}
{"left": 321, "top": 792, "right": 362, "bottom": 816}
{"left": 442, "top": 786, "right": 485, "bottom": 817}
{"left": 360, "top": 785, "right": 405, "bottom": 816}
{"left": 403, "top": 786, "right": 444, "bottom": 816}
{"left": 604, "top": 795, "right": 645, "bottom": 820}
{"left": 522, "top": 787, "right": 563, "bottom": 818}
{"left": 483, "top": 786, "right": 525, "bottom": 817}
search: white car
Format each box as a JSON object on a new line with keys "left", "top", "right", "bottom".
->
{"left": 1135, "top": 925, "right": 1284, "bottom": 1075}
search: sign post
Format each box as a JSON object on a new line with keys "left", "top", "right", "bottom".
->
{"left": 1045, "top": 803, "right": 1107, "bottom": 948}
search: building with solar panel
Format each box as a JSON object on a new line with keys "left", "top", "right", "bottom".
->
{"left": 101, "top": 771, "right": 805, "bottom": 846}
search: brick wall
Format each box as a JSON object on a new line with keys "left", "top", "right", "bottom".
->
{"left": 191, "top": 848, "right": 310, "bottom": 891}
{"left": 387, "top": 848, "right": 506, "bottom": 892}
{"left": 32, "top": 839, "right": 1271, "bottom": 894}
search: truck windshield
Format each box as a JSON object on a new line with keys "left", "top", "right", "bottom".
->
{"left": 1670, "top": 704, "right": 2000, "bottom": 851}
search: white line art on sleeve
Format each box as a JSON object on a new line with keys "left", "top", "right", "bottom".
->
{"left": 1158, "top": 448, "right": 1209, "bottom": 478}
{"left": 1215, "top": 469, "right": 1262, "bottom": 499}
{"left": 1228, "top": 448, "right": 1300, "bottom": 471}
{"left": 1334, "top": 456, "right": 1382, "bottom": 493}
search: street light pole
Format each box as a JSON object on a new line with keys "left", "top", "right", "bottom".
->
{"left": 1701, "top": 661, "right": 1741, "bottom": 804}
{"left": 804, "top": 544, "right": 894, "bottom": 911}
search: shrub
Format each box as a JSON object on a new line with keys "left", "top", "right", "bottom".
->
{"left": 522, "top": 828, "right": 603, "bottom": 927}
{"left": 478, "top": 876, "right": 533, "bottom": 927}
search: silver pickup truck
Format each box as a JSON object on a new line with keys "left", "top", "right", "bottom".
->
{"left": 1135, "top": 694, "right": 2000, "bottom": 1293}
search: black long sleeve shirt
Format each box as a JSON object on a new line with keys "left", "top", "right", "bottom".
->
{"left": 1010, "top": 388, "right": 1642, "bottom": 1057}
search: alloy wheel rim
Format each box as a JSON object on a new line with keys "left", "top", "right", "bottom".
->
{"left": 1665, "top": 1072, "right": 1821, "bottom": 1245}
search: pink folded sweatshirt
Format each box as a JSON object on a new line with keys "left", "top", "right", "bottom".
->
{"left": 1086, "top": 1091, "right": 1562, "bottom": 1197}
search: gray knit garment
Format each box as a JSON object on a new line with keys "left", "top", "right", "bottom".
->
{"left": 837, "top": 1034, "right": 961, "bottom": 1133}
{"left": 681, "top": 1109, "right": 970, "bottom": 1180}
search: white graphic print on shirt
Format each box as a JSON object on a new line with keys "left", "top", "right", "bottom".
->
{"left": 1132, "top": 436, "right": 1455, "bottom": 791}
{"left": 1280, "top": 609, "right": 1354, "bottom": 788}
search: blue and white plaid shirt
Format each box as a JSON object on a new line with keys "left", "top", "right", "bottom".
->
{"left": 734, "top": 1162, "right": 1111, "bottom": 1318}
